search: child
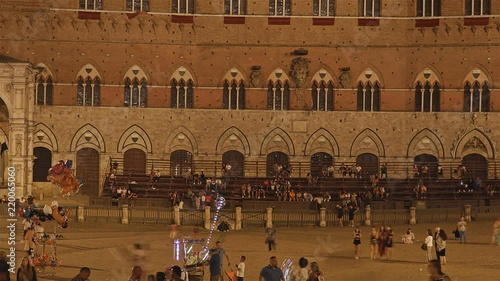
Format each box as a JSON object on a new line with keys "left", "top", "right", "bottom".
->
{"left": 236, "top": 256, "right": 246, "bottom": 281}
{"left": 452, "top": 227, "right": 461, "bottom": 240}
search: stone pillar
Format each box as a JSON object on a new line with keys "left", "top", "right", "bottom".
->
{"left": 409, "top": 207, "right": 416, "bottom": 225}
{"left": 174, "top": 206, "right": 181, "bottom": 225}
{"left": 319, "top": 207, "right": 326, "bottom": 227}
{"left": 204, "top": 206, "right": 211, "bottom": 230}
{"left": 121, "top": 204, "right": 129, "bottom": 224}
{"left": 464, "top": 204, "right": 472, "bottom": 222}
{"left": 77, "top": 204, "right": 84, "bottom": 222}
{"left": 235, "top": 207, "right": 242, "bottom": 230}
{"left": 266, "top": 207, "right": 273, "bottom": 228}
{"left": 364, "top": 205, "right": 371, "bottom": 226}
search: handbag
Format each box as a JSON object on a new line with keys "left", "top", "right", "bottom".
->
{"left": 421, "top": 243, "right": 427, "bottom": 251}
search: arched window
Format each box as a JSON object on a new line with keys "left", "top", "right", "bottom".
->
{"left": 267, "top": 81, "right": 290, "bottom": 110}
{"left": 464, "top": 81, "right": 490, "bottom": 112}
{"left": 359, "top": 0, "right": 380, "bottom": 17}
{"left": 35, "top": 64, "right": 54, "bottom": 106}
{"left": 415, "top": 81, "right": 440, "bottom": 112}
{"left": 33, "top": 147, "right": 52, "bottom": 182}
{"left": 79, "top": 0, "right": 103, "bottom": 10}
{"left": 171, "top": 79, "right": 194, "bottom": 108}
{"left": 269, "top": 0, "right": 291, "bottom": 16}
{"left": 357, "top": 82, "right": 380, "bottom": 112}
{"left": 223, "top": 80, "right": 245, "bottom": 109}
{"left": 465, "top": 0, "right": 490, "bottom": 16}
{"left": 123, "top": 66, "right": 148, "bottom": 107}
{"left": 126, "top": 0, "right": 150, "bottom": 12}
{"left": 170, "top": 150, "right": 193, "bottom": 177}
{"left": 417, "top": 0, "right": 441, "bottom": 17}
{"left": 172, "top": 0, "right": 195, "bottom": 14}
{"left": 313, "top": 0, "right": 335, "bottom": 16}
{"left": 76, "top": 64, "right": 101, "bottom": 106}
{"left": 311, "top": 81, "right": 334, "bottom": 111}
{"left": 224, "top": 0, "right": 246, "bottom": 15}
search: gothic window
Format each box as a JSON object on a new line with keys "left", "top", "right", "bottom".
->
{"left": 171, "top": 79, "right": 194, "bottom": 109}
{"left": 313, "top": 0, "right": 335, "bottom": 16}
{"left": 267, "top": 81, "right": 290, "bottom": 110}
{"left": 123, "top": 66, "right": 148, "bottom": 107}
{"left": 35, "top": 76, "right": 53, "bottom": 106}
{"left": 124, "top": 78, "right": 147, "bottom": 107}
{"left": 415, "top": 82, "right": 440, "bottom": 112}
{"left": 311, "top": 81, "right": 334, "bottom": 111}
{"left": 223, "top": 80, "right": 246, "bottom": 109}
{"left": 79, "top": 0, "right": 103, "bottom": 10}
{"left": 269, "top": 0, "right": 292, "bottom": 16}
{"left": 464, "top": 81, "right": 490, "bottom": 112}
{"left": 417, "top": 0, "right": 441, "bottom": 16}
{"left": 126, "top": 0, "right": 150, "bottom": 12}
{"left": 224, "top": 0, "right": 246, "bottom": 15}
{"left": 76, "top": 64, "right": 101, "bottom": 106}
{"left": 359, "top": 0, "right": 380, "bottom": 17}
{"left": 357, "top": 82, "right": 380, "bottom": 112}
{"left": 465, "top": 0, "right": 490, "bottom": 16}
{"left": 172, "top": 0, "right": 195, "bottom": 14}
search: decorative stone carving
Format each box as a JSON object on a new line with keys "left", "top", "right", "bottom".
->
{"left": 444, "top": 23, "right": 451, "bottom": 35}
{"left": 4, "top": 83, "right": 12, "bottom": 93}
{"left": 15, "top": 134, "right": 22, "bottom": 156}
{"left": 338, "top": 67, "right": 351, "bottom": 89}
{"left": 464, "top": 137, "right": 486, "bottom": 150}
{"left": 289, "top": 57, "right": 310, "bottom": 87}
{"left": 250, "top": 66, "right": 261, "bottom": 87}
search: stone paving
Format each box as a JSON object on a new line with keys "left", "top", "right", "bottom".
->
{"left": 1, "top": 214, "right": 499, "bottom": 281}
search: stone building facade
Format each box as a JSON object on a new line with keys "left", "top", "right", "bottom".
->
{"left": 0, "top": 0, "right": 498, "bottom": 197}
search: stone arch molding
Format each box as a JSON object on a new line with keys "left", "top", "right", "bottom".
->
{"left": 407, "top": 129, "right": 445, "bottom": 159}
{"left": 304, "top": 128, "right": 340, "bottom": 157}
{"left": 453, "top": 128, "right": 495, "bottom": 159}
{"left": 260, "top": 128, "right": 295, "bottom": 156}
{"left": 70, "top": 123, "right": 106, "bottom": 153}
{"left": 164, "top": 126, "right": 198, "bottom": 155}
{"left": 215, "top": 126, "right": 251, "bottom": 156}
{"left": 33, "top": 123, "right": 58, "bottom": 152}
{"left": 350, "top": 128, "right": 385, "bottom": 157}
{"left": 117, "top": 124, "right": 153, "bottom": 154}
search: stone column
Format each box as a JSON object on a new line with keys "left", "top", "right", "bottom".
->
{"left": 319, "top": 207, "right": 326, "bottom": 227}
{"left": 204, "top": 206, "right": 211, "bottom": 229}
{"left": 266, "top": 207, "right": 273, "bottom": 228}
{"left": 409, "top": 207, "right": 416, "bottom": 225}
{"left": 464, "top": 204, "right": 472, "bottom": 222}
{"left": 121, "top": 204, "right": 129, "bottom": 224}
{"left": 235, "top": 207, "right": 242, "bottom": 230}
{"left": 364, "top": 205, "right": 371, "bottom": 226}
{"left": 173, "top": 206, "right": 181, "bottom": 225}
{"left": 77, "top": 204, "right": 84, "bottom": 222}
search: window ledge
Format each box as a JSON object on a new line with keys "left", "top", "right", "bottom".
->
{"left": 415, "top": 18, "right": 439, "bottom": 27}
{"left": 268, "top": 17, "right": 291, "bottom": 25}
{"left": 126, "top": 11, "right": 148, "bottom": 19}
{"left": 313, "top": 18, "right": 335, "bottom": 26}
{"left": 464, "top": 17, "right": 489, "bottom": 26}
{"left": 224, "top": 16, "right": 245, "bottom": 24}
{"left": 358, "top": 18, "right": 379, "bottom": 26}
{"left": 172, "top": 14, "right": 194, "bottom": 24}
{"left": 78, "top": 11, "right": 101, "bottom": 20}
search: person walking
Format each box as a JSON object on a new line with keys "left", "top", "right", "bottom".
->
{"left": 457, "top": 216, "right": 467, "bottom": 244}
{"left": 427, "top": 259, "right": 451, "bottom": 281}
{"left": 259, "top": 256, "right": 284, "bottom": 281}
{"left": 265, "top": 228, "right": 277, "bottom": 251}
{"left": 209, "top": 249, "right": 221, "bottom": 281}
{"left": 424, "top": 229, "right": 434, "bottom": 262}
{"left": 215, "top": 240, "right": 230, "bottom": 281}
{"left": 236, "top": 256, "right": 246, "bottom": 281}
{"left": 434, "top": 227, "right": 441, "bottom": 260}
{"left": 436, "top": 229, "right": 448, "bottom": 265}
{"left": 369, "top": 226, "right": 378, "bottom": 260}
{"left": 16, "top": 257, "right": 37, "bottom": 281}
{"left": 353, "top": 227, "right": 362, "bottom": 260}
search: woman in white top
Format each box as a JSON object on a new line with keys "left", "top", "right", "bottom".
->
{"left": 424, "top": 229, "right": 434, "bottom": 262}
{"left": 293, "top": 257, "right": 309, "bottom": 281}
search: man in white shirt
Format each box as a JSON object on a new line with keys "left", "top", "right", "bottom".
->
{"left": 236, "top": 256, "right": 246, "bottom": 281}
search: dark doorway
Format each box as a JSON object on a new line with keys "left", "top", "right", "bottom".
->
{"left": 170, "top": 150, "right": 193, "bottom": 177}
{"left": 310, "top": 152, "right": 333, "bottom": 177}
{"left": 222, "top": 150, "right": 244, "bottom": 177}
{"left": 266, "top": 152, "right": 289, "bottom": 177}
{"left": 33, "top": 147, "right": 52, "bottom": 182}
{"left": 356, "top": 153, "right": 379, "bottom": 179}
{"left": 123, "top": 148, "right": 146, "bottom": 175}
{"left": 76, "top": 148, "right": 100, "bottom": 196}
{"left": 414, "top": 154, "right": 439, "bottom": 179}
{"left": 462, "top": 154, "right": 488, "bottom": 179}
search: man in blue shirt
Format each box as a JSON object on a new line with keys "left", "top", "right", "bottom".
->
{"left": 259, "top": 256, "right": 285, "bottom": 281}
{"left": 209, "top": 249, "right": 221, "bottom": 281}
